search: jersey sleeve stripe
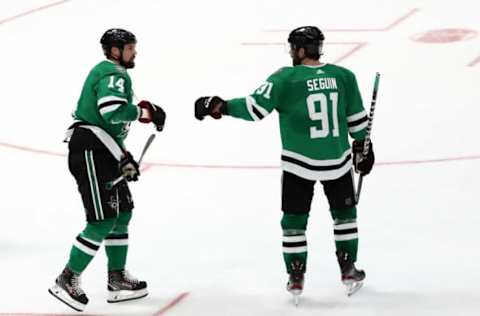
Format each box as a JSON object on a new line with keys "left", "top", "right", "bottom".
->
{"left": 99, "top": 104, "right": 123, "bottom": 115}
{"left": 347, "top": 110, "right": 367, "bottom": 122}
{"left": 97, "top": 96, "right": 128, "bottom": 106}
{"left": 347, "top": 115, "right": 368, "bottom": 127}
{"left": 245, "top": 96, "right": 261, "bottom": 120}
{"left": 98, "top": 100, "right": 127, "bottom": 110}
{"left": 246, "top": 96, "right": 270, "bottom": 121}
{"left": 252, "top": 106, "right": 264, "bottom": 120}
{"left": 349, "top": 121, "right": 368, "bottom": 133}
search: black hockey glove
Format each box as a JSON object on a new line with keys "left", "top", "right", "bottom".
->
{"left": 138, "top": 100, "right": 166, "bottom": 131}
{"left": 194, "top": 96, "right": 227, "bottom": 120}
{"left": 352, "top": 140, "right": 375, "bottom": 175}
{"left": 119, "top": 151, "right": 140, "bottom": 181}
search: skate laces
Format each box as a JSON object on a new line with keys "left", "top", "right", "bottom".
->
{"left": 111, "top": 270, "right": 140, "bottom": 285}
{"left": 123, "top": 270, "right": 139, "bottom": 284}
{"left": 70, "top": 274, "right": 85, "bottom": 296}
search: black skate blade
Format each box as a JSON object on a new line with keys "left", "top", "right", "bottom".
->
{"left": 48, "top": 287, "right": 85, "bottom": 312}
{"left": 107, "top": 289, "right": 148, "bottom": 303}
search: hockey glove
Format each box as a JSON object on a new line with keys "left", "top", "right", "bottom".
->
{"left": 138, "top": 100, "right": 166, "bottom": 131}
{"left": 194, "top": 96, "right": 227, "bottom": 120}
{"left": 352, "top": 140, "right": 375, "bottom": 175}
{"left": 119, "top": 151, "right": 140, "bottom": 181}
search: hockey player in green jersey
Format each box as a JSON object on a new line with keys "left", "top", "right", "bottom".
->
{"left": 194, "top": 26, "right": 374, "bottom": 300}
{"left": 49, "top": 29, "right": 166, "bottom": 312}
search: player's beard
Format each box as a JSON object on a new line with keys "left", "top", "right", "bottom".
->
{"left": 121, "top": 57, "right": 135, "bottom": 69}
{"left": 120, "top": 52, "right": 135, "bottom": 69}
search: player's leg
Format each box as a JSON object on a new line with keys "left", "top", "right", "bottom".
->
{"left": 49, "top": 129, "right": 123, "bottom": 311}
{"left": 281, "top": 171, "right": 315, "bottom": 296}
{"left": 105, "top": 182, "right": 148, "bottom": 303}
{"left": 321, "top": 169, "right": 365, "bottom": 293}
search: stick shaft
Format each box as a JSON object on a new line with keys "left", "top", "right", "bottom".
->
{"left": 107, "top": 134, "right": 156, "bottom": 189}
{"left": 355, "top": 72, "right": 380, "bottom": 203}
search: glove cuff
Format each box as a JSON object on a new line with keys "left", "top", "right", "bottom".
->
{"left": 138, "top": 101, "right": 152, "bottom": 123}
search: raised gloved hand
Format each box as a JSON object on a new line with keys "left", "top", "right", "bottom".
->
{"left": 194, "top": 96, "right": 227, "bottom": 120}
{"left": 352, "top": 140, "right": 375, "bottom": 175}
{"left": 119, "top": 151, "right": 140, "bottom": 181}
{"left": 138, "top": 100, "right": 166, "bottom": 131}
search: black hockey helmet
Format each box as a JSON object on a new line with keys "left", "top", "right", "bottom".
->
{"left": 288, "top": 26, "right": 324, "bottom": 59}
{"left": 100, "top": 28, "right": 137, "bottom": 51}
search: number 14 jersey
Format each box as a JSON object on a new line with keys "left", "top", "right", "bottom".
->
{"left": 226, "top": 64, "right": 368, "bottom": 181}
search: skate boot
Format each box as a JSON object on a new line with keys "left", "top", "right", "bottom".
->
{"left": 336, "top": 251, "right": 365, "bottom": 296}
{"left": 286, "top": 260, "right": 305, "bottom": 306}
{"left": 107, "top": 269, "right": 148, "bottom": 303}
{"left": 48, "top": 266, "right": 88, "bottom": 312}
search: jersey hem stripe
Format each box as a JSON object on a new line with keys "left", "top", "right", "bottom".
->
{"left": 282, "top": 160, "right": 352, "bottom": 181}
{"left": 282, "top": 149, "right": 351, "bottom": 167}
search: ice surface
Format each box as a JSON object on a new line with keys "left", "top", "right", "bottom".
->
{"left": 0, "top": 0, "right": 479, "bottom": 315}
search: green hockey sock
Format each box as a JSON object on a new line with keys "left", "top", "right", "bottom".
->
{"left": 330, "top": 207, "right": 358, "bottom": 261}
{"left": 281, "top": 213, "right": 309, "bottom": 274}
{"left": 67, "top": 219, "right": 116, "bottom": 274}
{"left": 105, "top": 211, "right": 132, "bottom": 271}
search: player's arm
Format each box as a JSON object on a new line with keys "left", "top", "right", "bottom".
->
{"left": 194, "top": 72, "right": 283, "bottom": 121}
{"left": 225, "top": 78, "right": 279, "bottom": 121}
{"left": 96, "top": 74, "right": 140, "bottom": 124}
{"left": 345, "top": 71, "right": 374, "bottom": 175}
{"left": 345, "top": 72, "right": 368, "bottom": 140}
{"left": 97, "top": 75, "right": 166, "bottom": 130}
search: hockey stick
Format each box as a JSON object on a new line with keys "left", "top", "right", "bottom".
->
{"left": 106, "top": 133, "right": 156, "bottom": 189}
{"left": 355, "top": 72, "right": 380, "bottom": 203}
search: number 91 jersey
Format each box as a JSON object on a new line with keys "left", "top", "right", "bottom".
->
{"left": 72, "top": 60, "right": 141, "bottom": 147}
{"left": 226, "top": 64, "right": 368, "bottom": 181}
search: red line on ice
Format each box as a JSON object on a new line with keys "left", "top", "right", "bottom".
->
{"left": 1, "top": 141, "right": 479, "bottom": 169}
{"left": 0, "top": 313, "right": 98, "bottom": 316}
{"left": 333, "top": 42, "right": 368, "bottom": 64}
{"left": 263, "top": 8, "right": 419, "bottom": 32}
{"left": 0, "top": 0, "right": 70, "bottom": 26}
{"left": 467, "top": 55, "right": 480, "bottom": 67}
{"left": 0, "top": 293, "right": 189, "bottom": 316}
{"left": 240, "top": 41, "right": 367, "bottom": 64}
{"left": 152, "top": 292, "right": 190, "bottom": 316}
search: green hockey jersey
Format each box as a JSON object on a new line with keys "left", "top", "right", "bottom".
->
{"left": 72, "top": 60, "right": 140, "bottom": 148}
{"left": 227, "top": 64, "right": 368, "bottom": 181}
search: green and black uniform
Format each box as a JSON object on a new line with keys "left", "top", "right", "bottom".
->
{"left": 226, "top": 64, "right": 367, "bottom": 273}
{"left": 65, "top": 60, "right": 141, "bottom": 274}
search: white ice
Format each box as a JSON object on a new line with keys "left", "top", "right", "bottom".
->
{"left": 0, "top": 0, "right": 479, "bottom": 315}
